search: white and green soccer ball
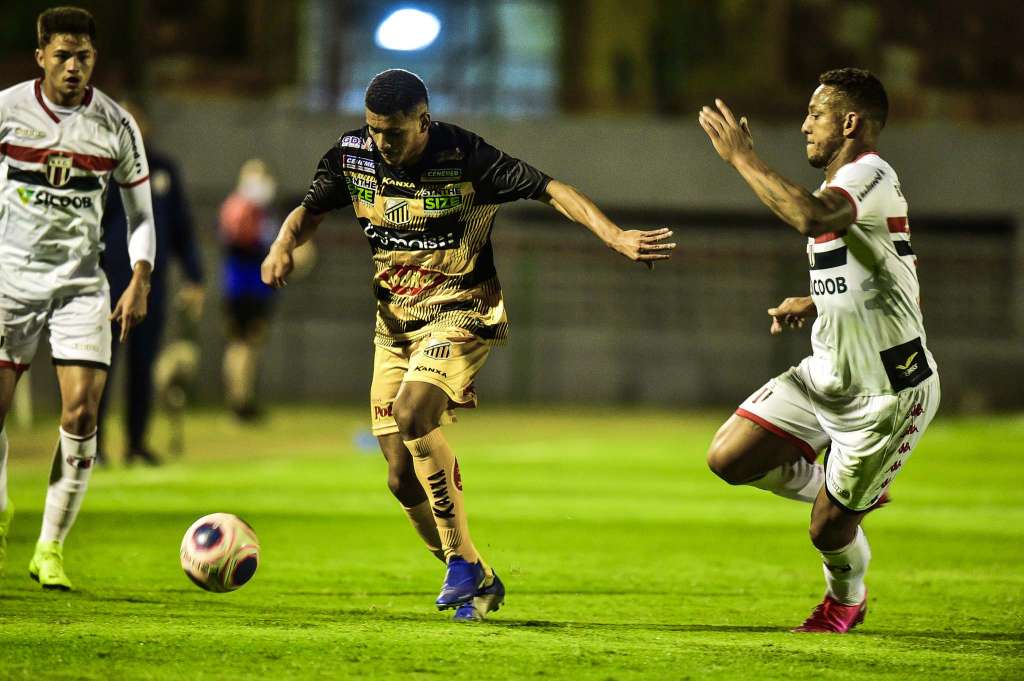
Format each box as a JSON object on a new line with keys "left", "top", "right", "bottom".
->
{"left": 180, "top": 513, "right": 260, "bottom": 592}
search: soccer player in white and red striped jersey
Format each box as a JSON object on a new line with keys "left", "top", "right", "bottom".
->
{"left": 0, "top": 7, "right": 156, "bottom": 589}
{"left": 698, "top": 68, "right": 940, "bottom": 632}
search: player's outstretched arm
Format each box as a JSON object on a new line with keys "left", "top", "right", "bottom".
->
{"left": 698, "top": 99, "right": 853, "bottom": 238}
{"left": 540, "top": 179, "right": 675, "bottom": 267}
{"left": 261, "top": 206, "right": 325, "bottom": 288}
{"left": 767, "top": 296, "right": 816, "bottom": 336}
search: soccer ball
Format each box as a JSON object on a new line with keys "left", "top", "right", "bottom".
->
{"left": 180, "top": 513, "right": 260, "bottom": 592}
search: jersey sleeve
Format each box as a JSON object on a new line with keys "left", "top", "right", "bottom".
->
{"left": 825, "top": 161, "right": 887, "bottom": 228}
{"left": 113, "top": 112, "right": 150, "bottom": 187}
{"left": 301, "top": 146, "right": 353, "bottom": 215}
{"left": 466, "top": 135, "right": 550, "bottom": 205}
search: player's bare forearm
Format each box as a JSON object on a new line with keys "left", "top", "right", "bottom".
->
{"left": 271, "top": 206, "right": 323, "bottom": 253}
{"left": 732, "top": 156, "right": 851, "bottom": 237}
{"left": 263, "top": 206, "right": 325, "bottom": 288}
{"left": 541, "top": 179, "right": 675, "bottom": 264}
{"left": 698, "top": 99, "right": 852, "bottom": 237}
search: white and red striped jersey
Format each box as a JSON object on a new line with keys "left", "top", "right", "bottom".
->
{"left": 805, "top": 152, "right": 937, "bottom": 397}
{"left": 0, "top": 79, "right": 150, "bottom": 300}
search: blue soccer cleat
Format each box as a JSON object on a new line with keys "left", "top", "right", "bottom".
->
{"left": 435, "top": 556, "right": 485, "bottom": 610}
{"left": 452, "top": 570, "right": 505, "bottom": 622}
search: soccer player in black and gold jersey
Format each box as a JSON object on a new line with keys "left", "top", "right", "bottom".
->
{"left": 262, "top": 69, "right": 675, "bottom": 621}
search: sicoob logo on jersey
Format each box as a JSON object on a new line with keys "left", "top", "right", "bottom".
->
{"left": 45, "top": 153, "right": 73, "bottom": 187}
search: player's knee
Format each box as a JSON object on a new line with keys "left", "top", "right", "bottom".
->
{"left": 61, "top": 402, "right": 97, "bottom": 435}
{"left": 706, "top": 441, "right": 746, "bottom": 485}
{"left": 385, "top": 470, "right": 405, "bottom": 498}
{"left": 385, "top": 469, "right": 426, "bottom": 505}
{"left": 392, "top": 398, "right": 440, "bottom": 440}
{"left": 808, "top": 515, "right": 856, "bottom": 552}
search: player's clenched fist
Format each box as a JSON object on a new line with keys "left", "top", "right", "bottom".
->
{"left": 261, "top": 244, "right": 294, "bottom": 288}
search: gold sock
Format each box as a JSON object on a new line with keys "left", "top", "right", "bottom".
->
{"left": 401, "top": 499, "right": 445, "bottom": 562}
{"left": 404, "top": 428, "right": 481, "bottom": 564}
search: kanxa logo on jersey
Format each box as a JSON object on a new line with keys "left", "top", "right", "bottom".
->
{"left": 16, "top": 187, "right": 93, "bottom": 209}
{"left": 376, "top": 264, "right": 448, "bottom": 296}
{"left": 380, "top": 176, "right": 415, "bottom": 189}
{"left": 45, "top": 153, "right": 73, "bottom": 188}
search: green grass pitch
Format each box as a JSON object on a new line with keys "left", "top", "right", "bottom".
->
{"left": 1, "top": 406, "right": 1022, "bottom": 680}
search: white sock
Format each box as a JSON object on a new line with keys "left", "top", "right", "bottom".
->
{"left": 0, "top": 428, "right": 8, "bottom": 511}
{"left": 820, "top": 527, "right": 871, "bottom": 605}
{"left": 40, "top": 428, "right": 97, "bottom": 544}
{"left": 747, "top": 459, "right": 823, "bottom": 503}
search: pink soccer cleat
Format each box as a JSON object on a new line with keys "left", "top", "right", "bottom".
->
{"left": 792, "top": 593, "right": 867, "bottom": 633}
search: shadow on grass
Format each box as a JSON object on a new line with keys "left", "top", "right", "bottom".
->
{"left": 497, "top": 620, "right": 1024, "bottom": 643}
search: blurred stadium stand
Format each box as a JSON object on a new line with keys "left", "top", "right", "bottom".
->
{"left": 3, "top": 0, "right": 1022, "bottom": 412}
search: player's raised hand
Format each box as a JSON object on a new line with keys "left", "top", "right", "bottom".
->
{"left": 698, "top": 98, "right": 754, "bottom": 165}
{"left": 261, "top": 243, "right": 294, "bottom": 288}
{"left": 767, "top": 296, "right": 816, "bottom": 336}
{"left": 612, "top": 228, "right": 676, "bottom": 269}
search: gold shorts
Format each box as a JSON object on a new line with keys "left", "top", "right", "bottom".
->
{"left": 370, "top": 331, "right": 490, "bottom": 436}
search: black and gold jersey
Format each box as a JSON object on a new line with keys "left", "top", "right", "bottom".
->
{"left": 302, "top": 121, "right": 549, "bottom": 347}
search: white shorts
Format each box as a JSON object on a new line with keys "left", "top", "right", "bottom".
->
{"left": 0, "top": 287, "right": 112, "bottom": 372}
{"left": 736, "top": 357, "right": 940, "bottom": 512}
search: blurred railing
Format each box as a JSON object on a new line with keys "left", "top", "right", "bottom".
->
{"left": 18, "top": 205, "right": 1019, "bottom": 416}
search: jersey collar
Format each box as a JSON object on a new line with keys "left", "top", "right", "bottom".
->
{"left": 34, "top": 78, "right": 93, "bottom": 123}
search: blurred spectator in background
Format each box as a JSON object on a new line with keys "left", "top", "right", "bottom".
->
{"left": 98, "top": 100, "right": 205, "bottom": 467}
{"left": 218, "top": 160, "right": 282, "bottom": 421}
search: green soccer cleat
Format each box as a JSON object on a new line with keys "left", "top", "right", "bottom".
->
{"left": 28, "top": 540, "right": 73, "bottom": 591}
{"left": 0, "top": 498, "right": 13, "bottom": 575}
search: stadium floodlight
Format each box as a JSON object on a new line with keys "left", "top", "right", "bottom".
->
{"left": 375, "top": 8, "right": 441, "bottom": 51}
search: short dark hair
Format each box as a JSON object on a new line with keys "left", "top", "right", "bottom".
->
{"left": 819, "top": 68, "right": 888, "bottom": 128}
{"left": 37, "top": 6, "right": 96, "bottom": 49}
{"left": 365, "top": 69, "right": 428, "bottom": 116}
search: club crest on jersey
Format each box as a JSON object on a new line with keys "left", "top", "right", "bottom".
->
{"left": 45, "top": 153, "right": 74, "bottom": 188}
{"left": 383, "top": 198, "right": 411, "bottom": 225}
{"left": 422, "top": 340, "right": 452, "bottom": 360}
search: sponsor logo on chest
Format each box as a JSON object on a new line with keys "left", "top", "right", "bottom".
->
{"left": 421, "top": 167, "right": 462, "bottom": 182}
{"left": 14, "top": 127, "right": 46, "bottom": 140}
{"left": 376, "top": 264, "right": 448, "bottom": 296}
{"left": 343, "top": 155, "right": 376, "bottom": 174}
